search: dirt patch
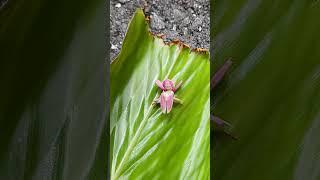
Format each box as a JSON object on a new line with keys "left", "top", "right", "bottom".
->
{"left": 110, "top": 0, "right": 210, "bottom": 60}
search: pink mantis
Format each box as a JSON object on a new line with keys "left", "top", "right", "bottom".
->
{"left": 154, "top": 79, "right": 183, "bottom": 114}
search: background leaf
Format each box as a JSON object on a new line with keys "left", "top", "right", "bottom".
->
{"left": 0, "top": 0, "right": 107, "bottom": 179}
{"left": 110, "top": 9, "right": 210, "bottom": 180}
{"left": 212, "top": 0, "right": 320, "bottom": 180}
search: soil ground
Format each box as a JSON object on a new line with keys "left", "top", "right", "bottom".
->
{"left": 110, "top": 0, "right": 210, "bottom": 60}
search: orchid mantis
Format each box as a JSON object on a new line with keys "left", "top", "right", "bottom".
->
{"left": 154, "top": 79, "right": 183, "bottom": 114}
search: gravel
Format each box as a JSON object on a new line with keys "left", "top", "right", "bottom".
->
{"left": 110, "top": 0, "right": 210, "bottom": 60}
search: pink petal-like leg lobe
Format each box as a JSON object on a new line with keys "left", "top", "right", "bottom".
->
{"left": 156, "top": 80, "right": 165, "bottom": 90}
{"left": 165, "top": 91, "right": 174, "bottom": 113}
{"left": 160, "top": 92, "right": 167, "bottom": 113}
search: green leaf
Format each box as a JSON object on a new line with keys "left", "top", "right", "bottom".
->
{"left": 212, "top": 1, "right": 320, "bottom": 179}
{"left": 0, "top": 0, "right": 107, "bottom": 179}
{"left": 110, "top": 9, "right": 210, "bottom": 180}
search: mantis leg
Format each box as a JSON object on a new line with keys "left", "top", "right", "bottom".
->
{"left": 173, "top": 81, "right": 182, "bottom": 92}
{"left": 173, "top": 97, "right": 183, "bottom": 104}
{"left": 152, "top": 96, "right": 160, "bottom": 106}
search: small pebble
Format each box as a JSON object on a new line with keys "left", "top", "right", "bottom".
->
{"left": 173, "top": 24, "right": 177, "bottom": 31}
{"left": 115, "top": 3, "right": 121, "bottom": 8}
{"left": 183, "top": 27, "right": 188, "bottom": 35}
{"left": 111, "top": 44, "right": 118, "bottom": 50}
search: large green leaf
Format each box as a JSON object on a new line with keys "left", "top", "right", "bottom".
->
{"left": 212, "top": 0, "right": 320, "bottom": 179}
{"left": 0, "top": 0, "right": 107, "bottom": 179}
{"left": 110, "top": 9, "right": 210, "bottom": 180}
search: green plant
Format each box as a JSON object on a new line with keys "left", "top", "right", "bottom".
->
{"left": 0, "top": 0, "right": 106, "bottom": 179}
{"left": 212, "top": 1, "right": 320, "bottom": 179}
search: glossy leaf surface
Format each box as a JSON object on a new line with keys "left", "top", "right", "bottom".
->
{"left": 0, "top": 0, "right": 107, "bottom": 179}
{"left": 212, "top": 1, "right": 320, "bottom": 180}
